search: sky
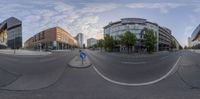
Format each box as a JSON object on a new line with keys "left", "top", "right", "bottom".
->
{"left": 0, "top": 0, "right": 200, "bottom": 46}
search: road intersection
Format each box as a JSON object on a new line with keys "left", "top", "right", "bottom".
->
{"left": 0, "top": 50, "right": 199, "bottom": 98}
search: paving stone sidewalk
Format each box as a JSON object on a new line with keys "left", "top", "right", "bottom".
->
{"left": 0, "top": 50, "right": 51, "bottom": 56}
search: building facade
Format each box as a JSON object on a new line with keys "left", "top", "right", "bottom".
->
{"left": 24, "top": 27, "right": 78, "bottom": 50}
{"left": 158, "top": 26, "right": 173, "bottom": 51}
{"left": 0, "top": 17, "right": 22, "bottom": 49}
{"left": 76, "top": 33, "right": 84, "bottom": 48}
{"left": 190, "top": 24, "right": 200, "bottom": 49}
{"left": 104, "top": 18, "right": 179, "bottom": 52}
{"left": 188, "top": 37, "right": 192, "bottom": 48}
{"left": 87, "top": 38, "right": 97, "bottom": 48}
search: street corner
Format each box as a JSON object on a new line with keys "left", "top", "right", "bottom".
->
{"left": 68, "top": 56, "right": 92, "bottom": 68}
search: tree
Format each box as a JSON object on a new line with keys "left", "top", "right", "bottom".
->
{"left": 120, "top": 31, "right": 136, "bottom": 53}
{"left": 114, "top": 39, "right": 121, "bottom": 46}
{"left": 184, "top": 46, "right": 188, "bottom": 49}
{"left": 170, "top": 40, "right": 176, "bottom": 49}
{"left": 104, "top": 34, "right": 114, "bottom": 52}
{"left": 179, "top": 45, "right": 183, "bottom": 50}
{"left": 143, "top": 29, "right": 157, "bottom": 53}
{"left": 97, "top": 39, "right": 104, "bottom": 52}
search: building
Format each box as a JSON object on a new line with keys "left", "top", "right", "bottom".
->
{"left": 104, "top": 18, "right": 179, "bottom": 52}
{"left": 24, "top": 27, "right": 78, "bottom": 50}
{"left": 188, "top": 37, "right": 192, "bottom": 48}
{"left": 190, "top": 24, "right": 200, "bottom": 49}
{"left": 158, "top": 26, "right": 173, "bottom": 51}
{"left": 87, "top": 38, "right": 97, "bottom": 48}
{"left": 0, "top": 17, "right": 22, "bottom": 49}
{"left": 76, "top": 33, "right": 84, "bottom": 48}
{"left": 171, "top": 35, "right": 181, "bottom": 50}
{"left": 24, "top": 37, "right": 33, "bottom": 49}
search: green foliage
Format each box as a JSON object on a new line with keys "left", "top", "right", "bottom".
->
{"left": 143, "top": 29, "right": 157, "bottom": 53}
{"left": 170, "top": 40, "right": 176, "bottom": 49}
{"left": 179, "top": 45, "right": 183, "bottom": 50}
{"left": 97, "top": 39, "right": 104, "bottom": 51}
{"left": 114, "top": 39, "right": 121, "bottom": 46}
{"left": 104, "top": 34, "right": 114, "bottom": 52}
{"left": 120, "top": 31, "right": 136, "bottom": 53}
{"left": 184, "top": 46, "right": 188, "bottom": 49}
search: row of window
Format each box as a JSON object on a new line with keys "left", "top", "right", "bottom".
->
{"left": 33, "top": 31, "right": 45, "bottom": 42}
{"left": 105, "top": 24, "right": 145, "bottom": 33}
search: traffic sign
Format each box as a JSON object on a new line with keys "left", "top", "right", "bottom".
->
{"left": 80, "top": 52, "right": 86, "bottom": 65}
{"left": 80, "top": 52, "right": 86, "bottom": 60}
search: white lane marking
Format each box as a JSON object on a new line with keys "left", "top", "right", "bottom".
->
{"left": 121, "top": 61, "right": 146, "bottom": 64}
{"left": 93, "top": 56, "right": 181, "bottom": 86}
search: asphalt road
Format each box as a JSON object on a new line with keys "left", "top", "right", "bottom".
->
{"left": 86, "top": 50, "right": 181, "bottom": 84}
{"left": 0, "top": 49, "right": 200, "bottom": 99}
{"left": 0, "top": 50, "right": 76, "bottom": 90}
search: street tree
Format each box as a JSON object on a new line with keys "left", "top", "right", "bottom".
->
{"left": 104, "top": 34, "right": 114, "bottom": 52}
{"left": 143, "top": 29, "right": 157, "bottom": 53}
{"left": 170, "top": 40, "right": 176, "bottom": 49}
{"left": 120, "top": 31, "right": 136, "bottom": 53}
{"left": 184, "top": 46, "right": 188, "bottom": 49}
{"left": 97, "top": 39, "right": 104, "bottom": 52}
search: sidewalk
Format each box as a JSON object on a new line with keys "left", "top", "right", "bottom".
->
{"left": 51, "top": 50, "right": 72, "bottom": 53}
{"left": 0, "top": 50, "right": 51, "bottom": 56}
{"left": 188, "top": 49, "right": 200, "bottom": 54}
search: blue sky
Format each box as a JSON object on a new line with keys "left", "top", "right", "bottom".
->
{"left": 0, "top": 0, "right": 200, "bottom": 46}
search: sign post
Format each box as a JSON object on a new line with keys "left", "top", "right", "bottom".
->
{"left": 80, "top": 52, "right": 86, "bottom": 65}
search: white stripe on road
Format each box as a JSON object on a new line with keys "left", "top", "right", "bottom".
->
{"left": 93, "top": 56, "right": 181, "bottom": 86}
{"left": 121, "top": 61, "right": 146, "bottom": 64}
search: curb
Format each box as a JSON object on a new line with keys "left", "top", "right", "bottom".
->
{"left": 68, "top": 56, "right": 92, "bottom": 68}
{"left": 68, "top": 63, "right": 92, "bottom": 68}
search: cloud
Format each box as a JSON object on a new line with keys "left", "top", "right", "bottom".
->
{"left": 182, "top": 15, "right": 198, "bottom": 46}
{"left": 193, "top": 4, "right": 200, "bottom": 12}
{"left": 0, "top": 1, "right": 118, "bottom": 44}
{"left": 126, "top": 3, "right": 184, "bottom": 13}
{"left": 79, "top": 3, "right": 120, "bottom": 13}
{"left": 184, "top": 26, "right": 194, "bottom": 36}
{"left": 54, "top": 2, "right": 74, "bottom": 12}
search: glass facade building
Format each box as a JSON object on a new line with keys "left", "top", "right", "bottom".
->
{"left": 190, "top": 24, "right": 200, "bottom": 49}
{"left": 76, "top": 33, "right": 84, "bottom": 48}
{"left": 0, "top": 17, "right": 22, "bottom": 49}
{"left": 104, "top": 18, "right": 179, "bottom": 52}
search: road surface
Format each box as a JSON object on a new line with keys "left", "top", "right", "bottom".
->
{"left": 0, "top": 50, "right": 199, "bottom": 99}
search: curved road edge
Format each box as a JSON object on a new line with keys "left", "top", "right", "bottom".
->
{"left": 92, "top": 56, "right": 181, "bottom": 86}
